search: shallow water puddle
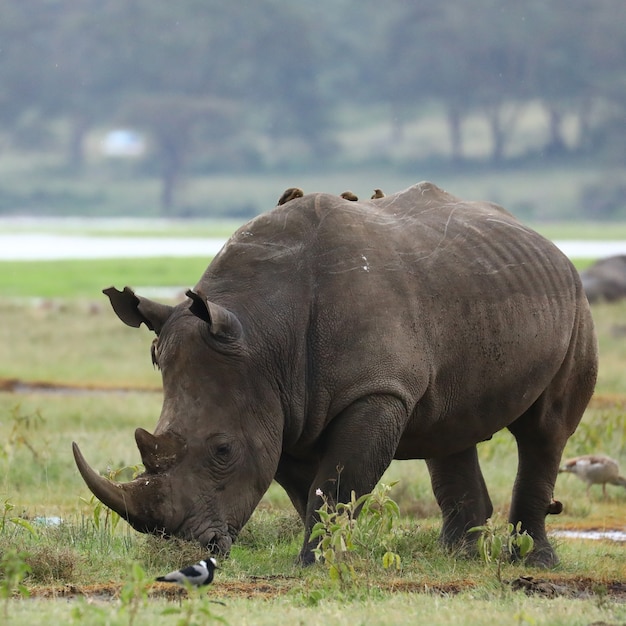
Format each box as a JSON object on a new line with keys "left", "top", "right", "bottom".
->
{"left": 551, "top": 529, "right": 626, "bottom": 542}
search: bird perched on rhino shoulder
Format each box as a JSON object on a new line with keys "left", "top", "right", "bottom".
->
{"left": 156, "top": 557, "right": 218, "bottom": 588}
{"left": 340, "top": 190, "right": 358, "bottom": 201}
{"left": 559, "top": 454, "right": 626, "bottom": 497}
{"left": 371, "top": 188, "right": 385, "bottom": 199}
{"left": 277, "top": 187, "right": 304, "bottom": 206}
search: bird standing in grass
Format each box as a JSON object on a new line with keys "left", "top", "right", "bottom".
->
{"left": 156, "top": 557, "right": 218, "bottom": 588}
{"left": 559, "top": 454, "right": 626, "bottom": 497}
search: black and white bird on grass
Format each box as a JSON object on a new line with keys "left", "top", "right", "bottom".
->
{"left": 156, "top": 557, "right": 218, "bottom": 588}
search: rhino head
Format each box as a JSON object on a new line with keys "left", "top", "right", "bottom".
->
{"left": 73, "top": 286, "right": 283, "bottom": 554}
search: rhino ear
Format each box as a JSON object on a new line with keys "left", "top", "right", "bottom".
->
{"left": 186, "top": 289, "right": 242, "bottom": 342}
{"left": 103, "top": 286, "right": 173, "bottom": 334}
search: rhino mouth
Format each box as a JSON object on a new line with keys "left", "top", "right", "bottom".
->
{"left": 178, "top": 519, "right": 234, "bottom": 555}
{"left": 202, "top": 530, "right": 234, "bottom": 555}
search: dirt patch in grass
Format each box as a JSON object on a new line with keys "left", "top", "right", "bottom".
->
{"left": 588, "top": 392, "right": 626, "bottom": 410}
{"left": 509, "top": 576, "right": 626, "bottom": 600}
{"left": 29, "top": 578, "right": 298, "bottom": 601}
{"left": 0, "top": 377, "right": 159, "bottom": 394}
{"left": 26, "top": 575, "right": 626, "bottom": 603}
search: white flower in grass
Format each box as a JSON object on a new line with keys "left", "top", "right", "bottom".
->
{"left": 315, "top": 488, "right": 323, "bottom": 497}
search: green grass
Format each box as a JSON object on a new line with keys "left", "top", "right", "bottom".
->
{"left": 8, "top": 588, "right": 625, "bottom": 626}
{"left": 0, "top": 299, "right": 159, "bottom": 385}
{"left": 0, "top": 257, "right": 213, "bottom": 299}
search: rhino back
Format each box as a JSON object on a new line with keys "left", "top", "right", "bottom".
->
{"left": 198, "top": 182, "right": 589, "bottom": 455}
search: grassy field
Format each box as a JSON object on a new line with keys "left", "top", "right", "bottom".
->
{"left": 1, "top": 249, "right": 626, "bottom": 624}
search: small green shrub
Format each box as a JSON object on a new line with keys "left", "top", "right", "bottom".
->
{"left": 1, "top": 405, "right": 47, "bottom": 464}
{"left": 309, "top": 483, "right": 402, "bottom": 587}
{"left": 469, "top": 516, "right": 534, "bottom": 586}
{"left": 0, "top": 549, "right": 31, "bottom": 619}
{"left": 0, "top": 500, "right": 37, "bottom": 539}
{"left": 119, "top": 562, "right": 150, "bottom": 626}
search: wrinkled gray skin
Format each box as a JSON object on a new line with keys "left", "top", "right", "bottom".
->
{"left": 73, "top": 182, "right": 598, "bottom": 567}
{"left": 579, "top": 255, "right": 626, "bottom": 303}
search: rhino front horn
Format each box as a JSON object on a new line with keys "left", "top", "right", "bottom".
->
{"left": 72, "top": 441, "right": 161, "bottom": 534}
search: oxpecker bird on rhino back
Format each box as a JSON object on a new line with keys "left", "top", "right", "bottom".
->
{"left": 73, "top": 182, "right": 598, "bottom": 568}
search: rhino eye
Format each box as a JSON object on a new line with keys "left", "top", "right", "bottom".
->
{"left": 207, "top": 436, "right": 237, "bottom": 470}
{"left": 215, "top": 442, "right": 231, "bottom": 458}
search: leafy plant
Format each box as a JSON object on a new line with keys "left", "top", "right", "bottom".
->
{"left": 79, "top": 464, "right": 142, "bottom": 536}
{"left": 81, "top": 494, "right": 121, "bottom": 536}
{"left": 568, "top": 408, "right": 626, "bottom": 457}
{"left": 1, "top": 405, "right": 46, "bottom": 463}
{"left": 469, "top": 516, "right": 534, "bottom": 586}
{"left": 0, "top": 549, "right": 32, "bottom": 620}
{"left": 119, "top": 561, "right": 150, "bottom": 626}
{"left": 309, "top": 482, "right": 402, "bottom": 587}
{"left": 0, "top": 499, "right": 37, "bottom": 538}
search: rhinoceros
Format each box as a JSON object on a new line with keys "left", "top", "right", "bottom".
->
{"left": 73, "top": 182, "right": 598, "bottom": 567}
{"left": 579, "top": 255, "right": 626, "bottom": 303}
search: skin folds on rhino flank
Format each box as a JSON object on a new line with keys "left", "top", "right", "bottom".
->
{"left": 73, "top": 182, "right": 598, "bottom": 568}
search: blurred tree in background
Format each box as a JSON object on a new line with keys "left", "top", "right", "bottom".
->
{"left": 0, "top": 0, "right": 624, "bottom": 214}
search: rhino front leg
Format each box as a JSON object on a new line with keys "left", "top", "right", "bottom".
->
{"left": 426, "top": 446, "right": 493, "bottom": 552}
{"left": 275, "top": 454, "right": 318, "bottom": 524}
{"left": 298, "top": 395, "right": 407, "bottom": 564}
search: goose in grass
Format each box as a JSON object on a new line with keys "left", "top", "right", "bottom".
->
{"left": 559, "top": 454, "right": 626, "bottom": 496}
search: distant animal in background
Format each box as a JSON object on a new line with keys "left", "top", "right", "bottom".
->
{"left": 579, "top": 255, "right": 626, "bottom": 303}
{"left": 277, "top": 187, "right": 304, "bottom": 206}
{"left": 371, "top": 188, "right": 385, "bottom": 199}
{"left": 559, "top": 455, "right": 626, "bottom": 496}
{"left": 340, "top": 190, "right": 358, "bottom": 201}
{"left": 156, "top": 557, "right": 218, "bottom": 588}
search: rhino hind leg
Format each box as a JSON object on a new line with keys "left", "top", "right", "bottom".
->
{"left": 426, "top": 446, "right": 493, "bottom": 553}
{"left": 506, "top": 428, "right": 564, "bottom": 568}
{"left": 507, "top": 352, "right": 597, "bottom": 568}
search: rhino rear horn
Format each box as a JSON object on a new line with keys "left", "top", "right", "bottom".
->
{"left": 103, "top": 286, "right": 173, "bottom": 334}
{"left": 135, "top": 428, "right": 185, "bottom": 473}
{"left": 186, "top": 289, "right": 242, "bottom": 341}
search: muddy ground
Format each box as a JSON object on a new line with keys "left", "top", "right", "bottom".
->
{"left": 25, "top": 576, "right": 626, "bottom": 602}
